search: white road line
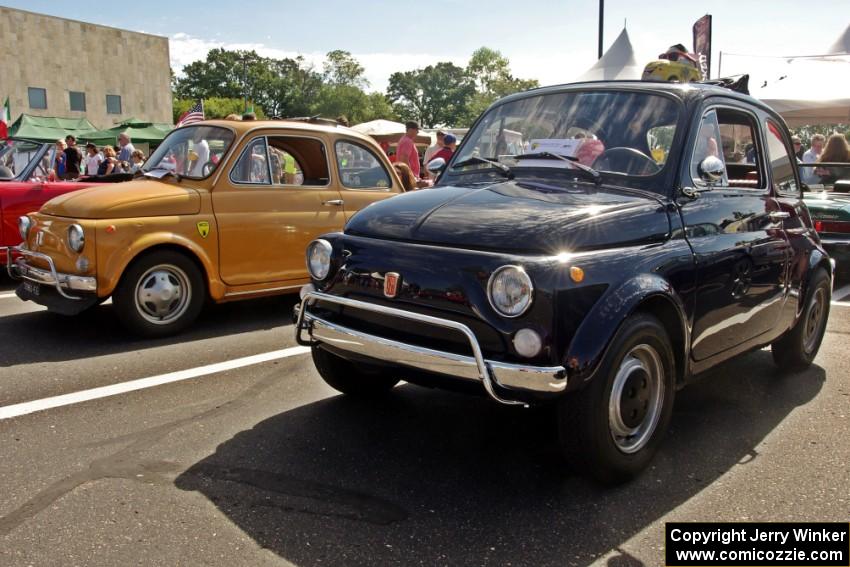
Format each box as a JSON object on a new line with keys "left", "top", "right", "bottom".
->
{"left": 832, "top": 300, "right": 850, "bottom": 307}
{"left": 0, "top": 292, "right": 17, "bottom": 299}
{"left": 833, "top": 283, "right": 850, "bottom": 302}
{"left": 0, "top": 345, "right": 310, "bottom": 420}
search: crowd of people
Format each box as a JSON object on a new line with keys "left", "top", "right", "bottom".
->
{"left": 793, "top": 132, "right": 850, "bottom": 185}
{"left": 51, "top": 132, "right": 147, "bottom": 180}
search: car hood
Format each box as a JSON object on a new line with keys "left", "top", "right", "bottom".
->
{"left": 345, "top": 181, "right": 671, "bottom": 253}
{"left": 39, "top": 179, "right": 202, "bottom": 219}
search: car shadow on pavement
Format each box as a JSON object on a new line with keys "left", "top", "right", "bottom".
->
{"left": 0, "top": 294, "right": 299, "bottom": 367}
{"left": 175, "top": 350, "right": 825, "bottom": 567}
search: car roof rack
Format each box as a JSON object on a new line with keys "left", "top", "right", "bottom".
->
{"left": 273, "top": 115, "right": 342, "bottom": 127}
{"left": 698, "top": 74, "right": 749, "bottom": 95}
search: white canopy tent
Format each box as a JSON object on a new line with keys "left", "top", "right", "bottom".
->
{"left": 749, "top": 24, "right": 850, "bottom": 126}
{"left": 575, "top": 28, "right": 643, "bottom": 82}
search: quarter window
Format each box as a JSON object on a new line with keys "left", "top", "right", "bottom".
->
{"left": 106, "top": 94, "right": 122, "bottom": 114}
{"left": 28, "top": 87, "right": 47, "bottom": 109}
{"left": 230, "top": 138, "right": 271, "bottom": 185}
{"left": 691, "top": 108, "right": 765, "bottom": 189}
{"left": 69, "top": 91, "right": 86, "bottom": 112}
{"left": 764, "top": 120, "right": 799, "bottom": 196}
{"left": 336, "top": 140, "right": 391, "bottom": 190}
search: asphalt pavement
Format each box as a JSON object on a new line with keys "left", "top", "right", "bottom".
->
{"left": 0, "top": 274, "right": 848, "bottom": 567}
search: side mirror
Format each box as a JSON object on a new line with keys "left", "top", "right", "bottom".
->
{"left": 697, "top": 155, "right": 725, "bottom": 184}
{"left": 426, "top": 157, "right": 446, "bottom": 175}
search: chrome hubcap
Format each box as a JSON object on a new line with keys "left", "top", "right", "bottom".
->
{"left": 608, "top": 344, "right": 664, "bottom": 454}
{"left": 134, "top": 264, "right": 191, "bottom": 325}
{"left": 803, "top": 287, "right": 826, "bottom": 354}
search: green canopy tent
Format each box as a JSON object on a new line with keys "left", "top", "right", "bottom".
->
{"left": 7, "top": 113, "right": 97, "bottom": 143}
{"left": 80, "top": 118, "right": 173, "bottom": 149}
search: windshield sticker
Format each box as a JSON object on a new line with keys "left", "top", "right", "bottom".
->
{"left": 529, "top": 139, "right": 582, "bottom": 157}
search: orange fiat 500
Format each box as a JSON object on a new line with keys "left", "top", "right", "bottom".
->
{"left": 8, "top": 119, "right": 405, "bottom": 336}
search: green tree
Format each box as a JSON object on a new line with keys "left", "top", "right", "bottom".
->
{"left": 464, "top": 47, "right": 540, "bottom": 122}
{"left": 387, "top": 62, "right": 475, "bottom": 128}
{"left": 323, "top": 50, "right": 368, "bottom": 88}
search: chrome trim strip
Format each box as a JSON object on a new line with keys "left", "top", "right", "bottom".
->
{"left": 295, "top": 291, "right": 567, "bottom": 405}
{"left": 223, "top": 283, "right": 304, "bottom": 297}
{"left": 5, "top": 247, "right": 95, "bottom": 299}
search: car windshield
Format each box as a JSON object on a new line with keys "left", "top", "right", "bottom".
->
{"left": 799, "top": 162, "right": 850, "bottom": 194}
{"left": 454, "top": 90, "right": 681, "bottom": 179}
{"left": 143, "top": 125, "right": 235, "bottom": 179}
{"left": 0, "top": 139, "right": 45, "bottom": 180}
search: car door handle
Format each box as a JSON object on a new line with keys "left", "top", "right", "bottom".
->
{"left": 322, "top": 199, "right": 344, "bottom": 206}
{"left": 769, "top": 211, "right": 790, "bottom": 221}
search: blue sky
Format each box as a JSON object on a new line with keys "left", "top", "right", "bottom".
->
{"left": 3, "top": 1, "right": 849, "bottom": 90}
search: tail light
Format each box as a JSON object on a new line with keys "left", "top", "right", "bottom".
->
{"left": 814, "top": 220, "right": 850, "bottom": 233}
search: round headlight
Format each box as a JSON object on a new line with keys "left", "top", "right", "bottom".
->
{"left": 68, "top": 224, "right": 85, "bottom": 253}
{"left": 487, "top": 265, "right": 534, "bottom": 317}
{"left": 18, "top": 216, "right": 32, "bottom": 240}
{"left": 306, "top": 239, "right": 333, "bottom": 280}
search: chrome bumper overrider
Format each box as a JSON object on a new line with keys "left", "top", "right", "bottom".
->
{"left": 4, "top": 246, "right": 96, "bottom": 300}
{"left": 295, "top": 291, "right": 567, "bottom": 406}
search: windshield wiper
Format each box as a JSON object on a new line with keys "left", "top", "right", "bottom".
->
{"left": 509, "top": 152, "right": 602, "bottom": 186}
{"left": 451, "top": 156, "right": 514, "bottom": 179}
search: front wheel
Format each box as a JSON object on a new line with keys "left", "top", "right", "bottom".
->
{"left": 771, "top": 267, "right": 831, "bottom": 370}
{"left": 312, "top": 346, "right": 400, "bottom": 397}
{"left": 113, "top": 250, "right": 206, "bottom": 338}
{"left": 558, "top": 314, "right": 676, "bottom": 484}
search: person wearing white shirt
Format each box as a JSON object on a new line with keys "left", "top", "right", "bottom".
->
{"left": 84, "top": 143, "right": 103, "bottom": 176}
{"left": 189, "top": 137, "right": 210, "bottom": 177}
{"left": 802, "top": 134, "right": 825, "bottom": 185}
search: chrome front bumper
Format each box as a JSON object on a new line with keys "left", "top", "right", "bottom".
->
{"left": 295, "top": 290, "right": 567, "bottom": 406}
{"left": 4, "top": 246, "right": 96, "bottom": 300}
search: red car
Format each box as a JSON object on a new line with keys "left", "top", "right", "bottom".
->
{"left": 0, "top": 139, "right": 106, "bottom": 264}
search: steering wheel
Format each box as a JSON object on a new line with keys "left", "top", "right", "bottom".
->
{"left": 592, "top": 147, "right": 660, "bottom": 176}
{"left": 201, "top": 161, "right": 216, "bottom": 177}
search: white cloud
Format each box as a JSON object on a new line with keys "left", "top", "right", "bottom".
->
{"left": 167, "top": 33, "right": 591, "bottom": 92}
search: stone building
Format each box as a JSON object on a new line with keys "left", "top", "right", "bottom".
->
{"left": 0, "top": 6, "right": 172, "bottom": 129}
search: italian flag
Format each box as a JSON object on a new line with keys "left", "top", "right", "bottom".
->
{"left": 0, "top": 97, "right": 10, "bottom": 140}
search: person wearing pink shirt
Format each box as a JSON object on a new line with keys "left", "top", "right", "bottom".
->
{"left": 396, "top": 120, "right": 421, "bottom": 179}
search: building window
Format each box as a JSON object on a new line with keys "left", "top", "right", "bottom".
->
{"left": 28, "top": 87, "right": 47, "bottom": 109}
{"left": 69, "top": 91, "right": 86, "bottom": 112}
{"left": 106, "top": 94, "right": 122, "bottom": 115}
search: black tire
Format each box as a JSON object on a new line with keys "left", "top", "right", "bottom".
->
{"left": 112, "top": 250, "right": 206, "bottom": 338}
{"left": 771, "top": 267, "right": 831, "bottom": 370}
{"left": 312, "top": 346, "right": 400, "bottom": 397}
{"left": 558, "top": 313, "right": 676, "bottom": 484}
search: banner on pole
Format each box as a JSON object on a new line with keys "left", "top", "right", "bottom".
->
{"left": 693, "top": 14, "right": 712, "bottom": 80}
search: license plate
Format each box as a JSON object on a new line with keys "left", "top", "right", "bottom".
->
{"left": 22, "top": 280, "right": 40, "bottom": 296}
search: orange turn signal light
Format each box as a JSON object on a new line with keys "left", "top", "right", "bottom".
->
{"left": 570, "top": 266, "right": 585, "bottom": 283}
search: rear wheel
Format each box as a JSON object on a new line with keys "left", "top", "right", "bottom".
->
{"left": 312, "top": 346, "right": 400, "bottom": 397}
{"left": 558, "top": 314, "right": 676, "bottom": 484}
{"left": 113, "top": 250, "right": 205, "bottom": 338}
{"left": 772, "top": 267, "right": 830, "bottom": 370}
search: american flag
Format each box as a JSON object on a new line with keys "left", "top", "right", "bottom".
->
{"left": 176, "top": 100, "right": 204, "bottom": 127}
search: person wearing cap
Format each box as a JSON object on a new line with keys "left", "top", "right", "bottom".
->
{"left": 428, "top": 133, "right": 458, "bottom": 165}
{"left": 396, "top": 120, "right": 421, "bottom": 179}
{"left": 791, "top": 135, "right": 804, "bottom": 160}
{"left": 423, "top": 130, "right": 446, "bottom": 169}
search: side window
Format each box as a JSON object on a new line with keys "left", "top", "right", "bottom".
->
{"left": 266, "top": 136, "right": 330, "bottom": 186}
{"left": 336, "top": 140, "right": 392, "bottom": 190}
{"left": 764, "top": 120, "right": 799, "bottom": 196}
{"left": 230, "top": 138, "right": 270, "bottom": 185}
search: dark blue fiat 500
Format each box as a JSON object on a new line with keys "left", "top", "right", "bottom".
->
{"left": 295, "top": 81, "right": 832, "bottom": 483}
